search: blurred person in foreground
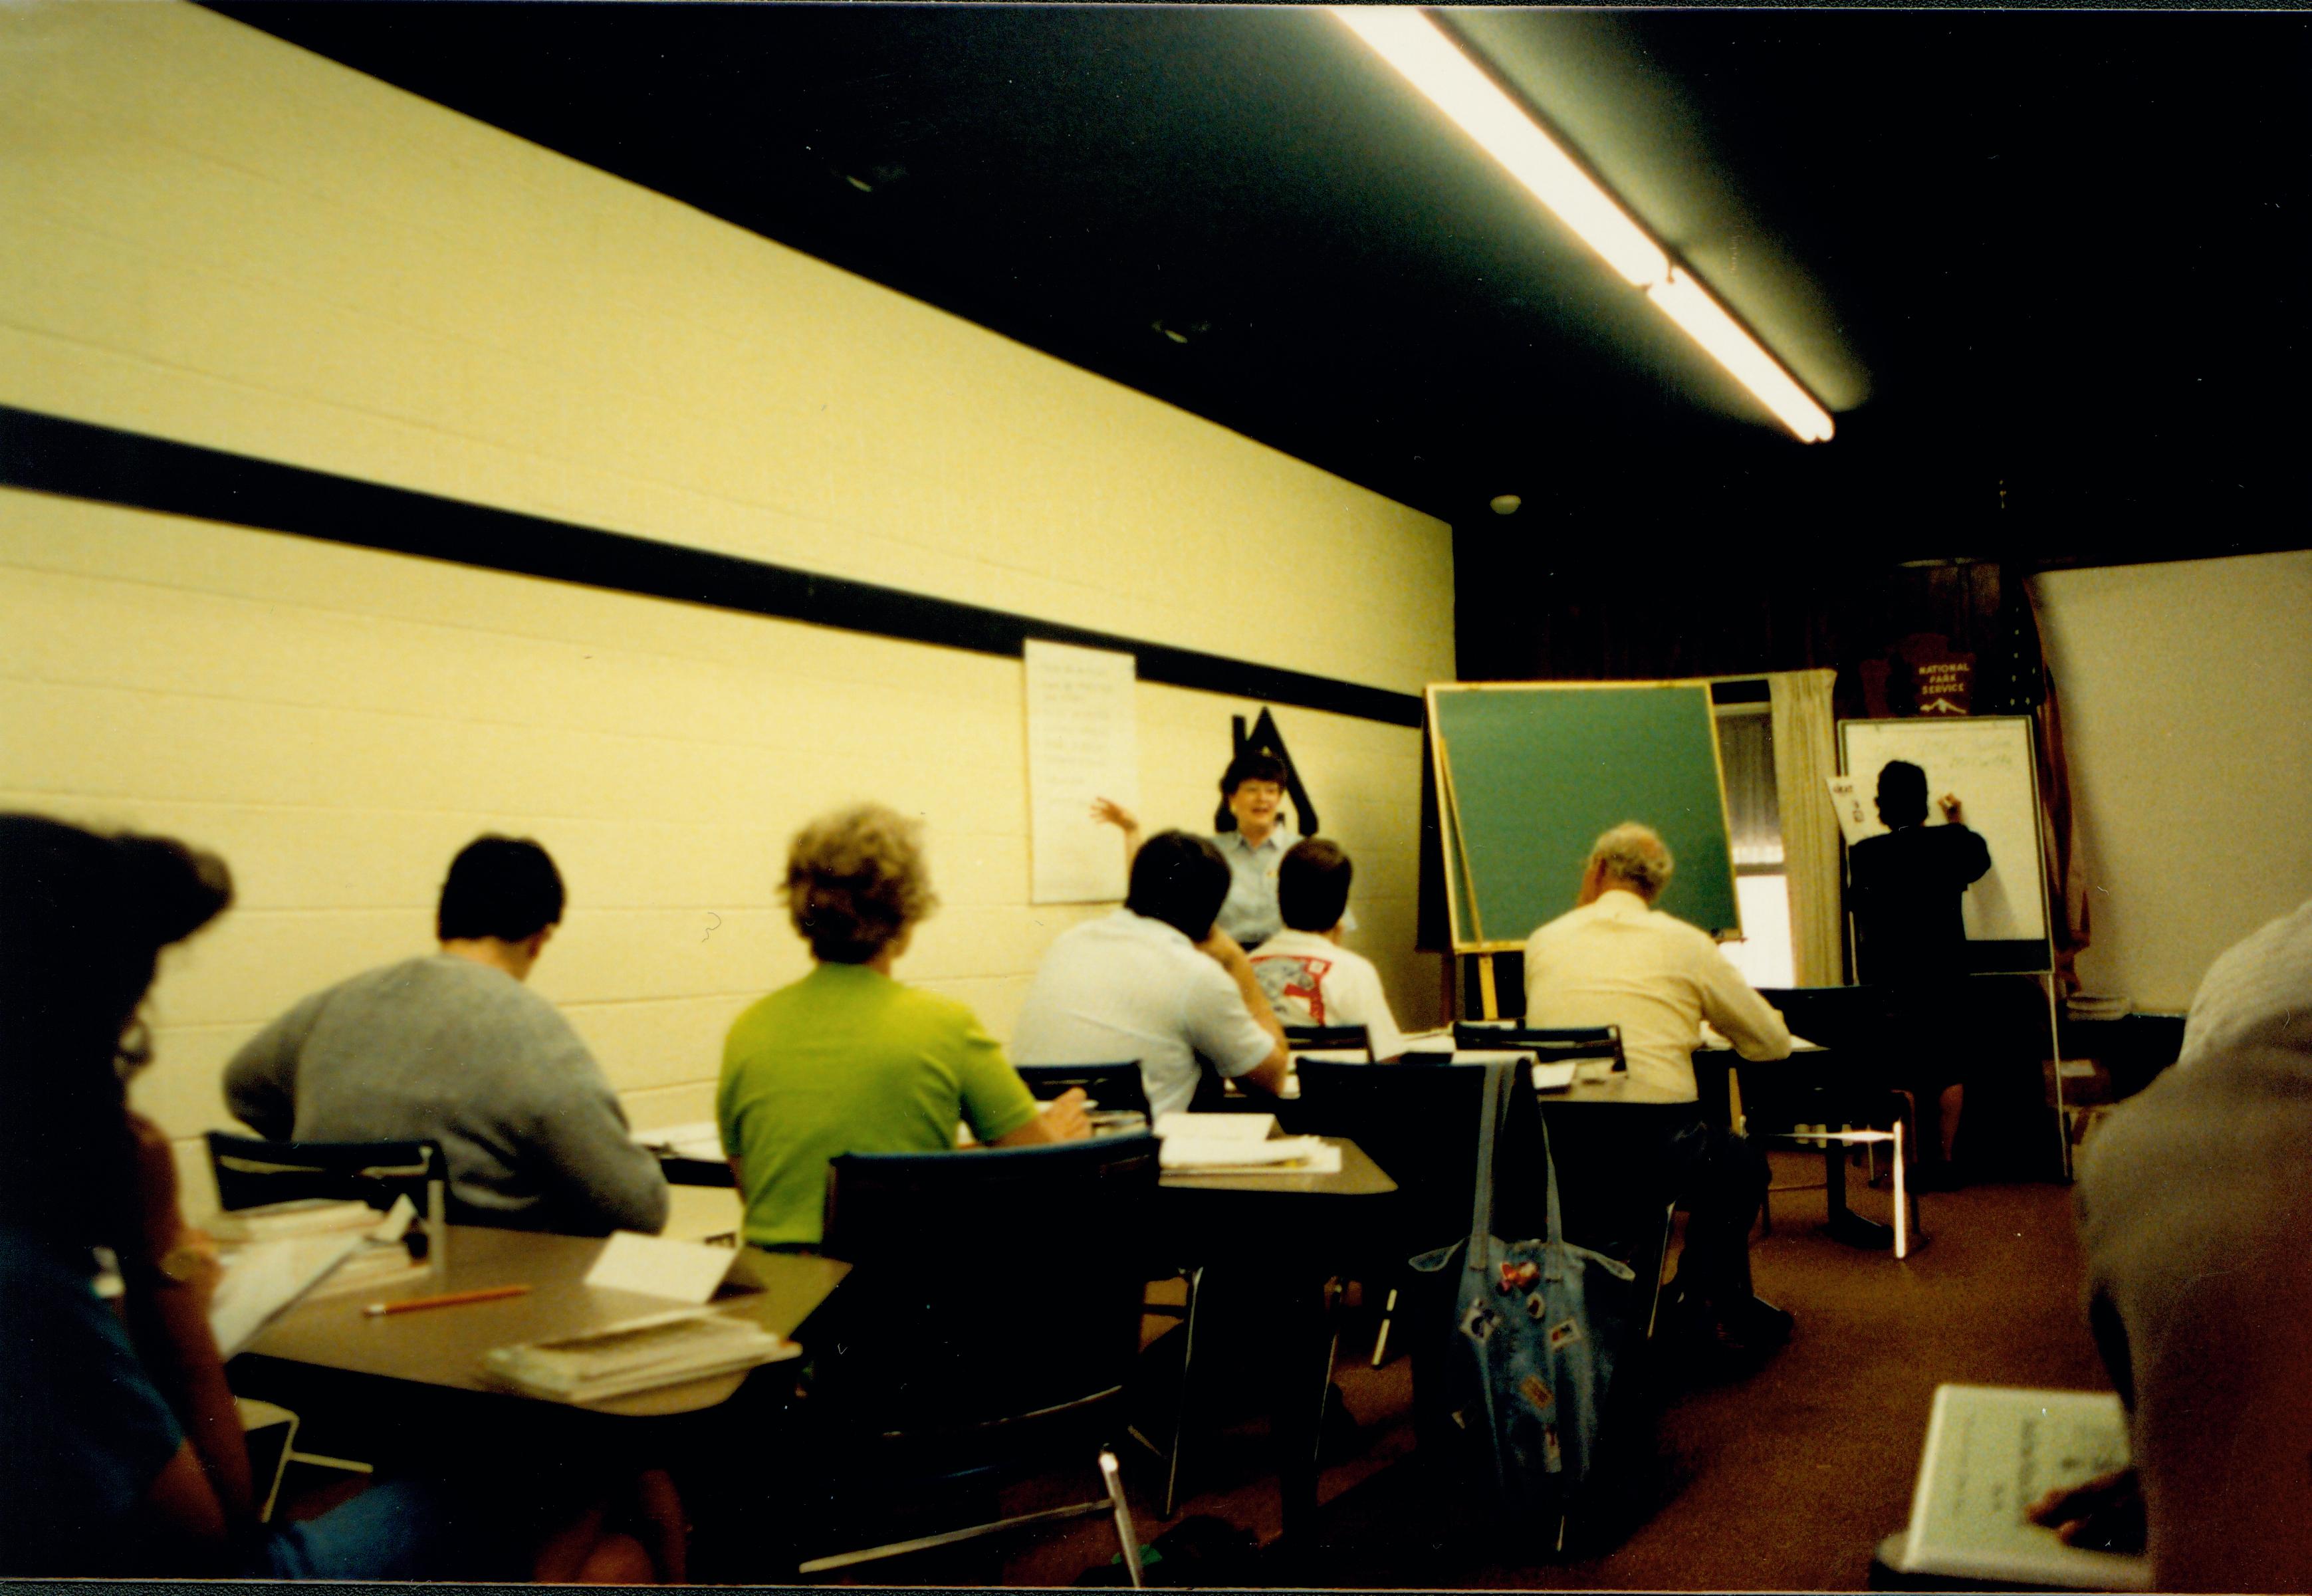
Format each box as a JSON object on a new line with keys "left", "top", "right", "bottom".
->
{"left": 0, "top": 813, "right": 670, "bottom": 1581}
{"left": 2030, "top": 895, "right": 2312, "bottom": 1591}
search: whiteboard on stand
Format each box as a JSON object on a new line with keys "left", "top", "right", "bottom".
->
{"left": 1838, "top": 716, "right": 2051, "bottom": 972}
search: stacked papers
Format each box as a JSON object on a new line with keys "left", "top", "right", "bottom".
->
{"left": 1153, "top": 1111, "right": 1278, "bottom": 1142}
{"left": 1152, "top": 1111, "right": 1339, "bottom": 1174}
{"left": 302, "top": 1240, "right": 428, "bottom": 1302}
{"left": 209, "top": 1232, "right": 366, "bottom": 1355}
{"left": 1158, "top": 1135, "right": 1340, "bottom": 1173}
{"left": 209, "top": 1198, "right": 382, "bottom": 1242}
{"left": 483, "top": 1307, "right": 799, "bottom": 1403}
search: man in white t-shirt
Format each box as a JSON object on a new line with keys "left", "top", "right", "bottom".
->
{"left": 1248, "top": 839, "right": 1407, "bottom": 1061}
{"left": 1524, "top": 822, "right": 1794, "bottom": 1362}
{"left": 1013, "top": 831, "right": 1291, "bottom": 1119}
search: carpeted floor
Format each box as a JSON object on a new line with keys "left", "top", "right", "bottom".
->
{"left": 985, "top": 1149, "right": 2112, "bottom": 1591}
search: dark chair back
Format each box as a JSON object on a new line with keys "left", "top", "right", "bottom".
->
{"left": 819, "top": 1135, "right": 1160, "bottom": 1439}
{"left": 1284, "top": 1024, "right": 1373, "bottom": 1061}
{"left": 1011, "top": 1061, "right": 1149, "bottom": 1119}
{"left": 206, "top": 1131, "right": 443, "bottom": 1214}
{"left": 1296, "top": 1058, "right": 1546, "bottom": 1257}
{"left": 1750, "top": 986, "right": 1895, "bottom": 1054}
{"left": 1456, "top": 1021, "right": 1626, "bottom": 1071}
{"left": 1742, "top": 986, "right": 1913, "bottom": 1135}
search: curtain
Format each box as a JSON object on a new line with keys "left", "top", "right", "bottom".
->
{"left": 1768, "top": 668, "right": 1843, "bottom": 986}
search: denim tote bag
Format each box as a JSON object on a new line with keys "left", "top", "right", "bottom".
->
{"left": 1410, "top": 1060, "right": 1637, "bottom": 1541}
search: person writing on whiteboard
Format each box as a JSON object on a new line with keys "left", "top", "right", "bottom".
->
{"left": 1090, "top": 749, "right": 1298, "bottom": 950}
{"left": 1522, "top": 822, "right": 1795, "bottom": 1363}
{"left": 1846, "top": 760, "right": 1992, "bottom": 980}
{"left": 1846, "top": 759, "right": 1992, "bottom": 1183}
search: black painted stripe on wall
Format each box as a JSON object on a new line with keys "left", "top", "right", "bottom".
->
{"left": 0, "top": 405, "right": 1426, "bottom": 729}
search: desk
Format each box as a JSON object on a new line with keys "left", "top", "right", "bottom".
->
{"left": 229, "top": 1226, "right": 847, "bottom": 1461}
{"left": 1153, "top": 1137, "right": 1397, "bottom": 1551}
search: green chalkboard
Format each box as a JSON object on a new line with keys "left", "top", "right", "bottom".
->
{"left": 1429, "top": 683, "right": 1740, "bottom": 949}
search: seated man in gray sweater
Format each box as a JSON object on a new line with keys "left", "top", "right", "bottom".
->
{"left": 225, "top": 836, "right": 668, "bottom": 1236}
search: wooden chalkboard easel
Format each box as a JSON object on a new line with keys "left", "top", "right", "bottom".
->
{"left": 1431, "top": 680, "right": 1740, "bottom": 1018}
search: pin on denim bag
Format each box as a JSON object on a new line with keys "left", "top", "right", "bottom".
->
{"left": 1410, "top": 1060, "right": 1637, "bottom": 1545}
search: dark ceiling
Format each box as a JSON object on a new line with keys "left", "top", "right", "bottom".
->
{"left": 215, "top": 4, "right": 2309, "bottom": 572}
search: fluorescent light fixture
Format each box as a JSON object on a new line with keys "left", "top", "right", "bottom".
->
{"left": 1647, "top": 269, "right": 1835, "bottom": 442}
{"left": 1334, "top": 7, "right": 1833, "bottom": 443}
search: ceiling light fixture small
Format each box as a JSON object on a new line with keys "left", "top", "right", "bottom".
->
{"left": 1490, "top": 493, "right": 1522, "bottom": 516}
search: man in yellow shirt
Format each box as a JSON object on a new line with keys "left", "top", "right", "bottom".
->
{"left": 1523, "top": 822, "right": 1794, "bottom": 1363}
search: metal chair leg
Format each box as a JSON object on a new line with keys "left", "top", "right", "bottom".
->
{"left": 1370, "top": 1285, "right": 1397, "bottom": 1367}
{"left": 1159, "top": 1264, "right": 1203, "bottom": 1518}
{"left": 234, "top": 1398, "right": 298, "bottom": 1524}
{"left": 1100, "top": 1450, "right": 1144, "bottom": 1590}
{"left": 1311, "top": 1280, "right": 1343, "bottom": 1474}
{"left": 1644, "top": 1199, "right": 1676, "bottom": 1339}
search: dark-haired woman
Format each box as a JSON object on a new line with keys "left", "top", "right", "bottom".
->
{"left": 717, "top": 802, "right": 1090, "bottom": 1252}
{"left": 1092, "top": 748, "right": 1297, "bottom": 949}
{"left": 0, "top": 814, "right": 665, "bottom": 1581}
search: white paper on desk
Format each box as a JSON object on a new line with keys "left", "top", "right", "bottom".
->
{"left": 583, "top": 1230, "right": 737, "bottom": 1306}
{"left": 1159, "top": 1136, "right": 1341, "bottom": 1174}
{"left": 209, "top": 1233, "right": 365, "bottom": 1357}
{"left": 1530, "top": 1062, "right": 1578, "bottom": 1091}
{"left": 1153, "top": 1111, "right": 1278, "bottom": 1143}
{"left": 1025, "top": 639, "right": 1139, "bottom": 905}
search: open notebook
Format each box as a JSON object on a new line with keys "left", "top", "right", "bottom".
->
{"left": 1889, "top": 1385, "right": 2150, "bottom": 1589}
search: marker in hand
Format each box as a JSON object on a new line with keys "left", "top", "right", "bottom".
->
{"left": 364, "top": 1284, "right": 531, "bottom": 1317}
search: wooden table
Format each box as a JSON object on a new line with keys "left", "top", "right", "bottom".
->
{"left": 229, "top": 1225, "right": 848, "bottom": 1461}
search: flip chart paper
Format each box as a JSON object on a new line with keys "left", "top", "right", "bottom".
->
{"left": 1025, "top": 640, "right": 1139, "bottom": 904}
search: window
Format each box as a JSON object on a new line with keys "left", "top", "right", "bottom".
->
{"left": 1712, "top": 697, "right": 1795, "bottom": 990}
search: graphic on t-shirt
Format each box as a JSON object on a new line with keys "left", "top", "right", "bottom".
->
{"left": 1252, "top": 954, "right": 1333, "bottom": 1024}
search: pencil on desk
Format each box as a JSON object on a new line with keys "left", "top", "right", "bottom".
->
{"left": 364, "top": 1284, "right": 531, "bottom": 1317}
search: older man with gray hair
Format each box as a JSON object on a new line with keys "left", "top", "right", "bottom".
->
{"left": 1523, "top": 822, "right": 1795, "bottom": 1360}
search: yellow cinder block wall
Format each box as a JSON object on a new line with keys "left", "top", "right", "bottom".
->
{"left": 0, "top": 3, "right": 1455, "bottom": 1206}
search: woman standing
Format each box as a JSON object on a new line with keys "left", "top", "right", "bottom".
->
{"left": 1093, "top": 748, "right": 1298, "bottom": 950}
